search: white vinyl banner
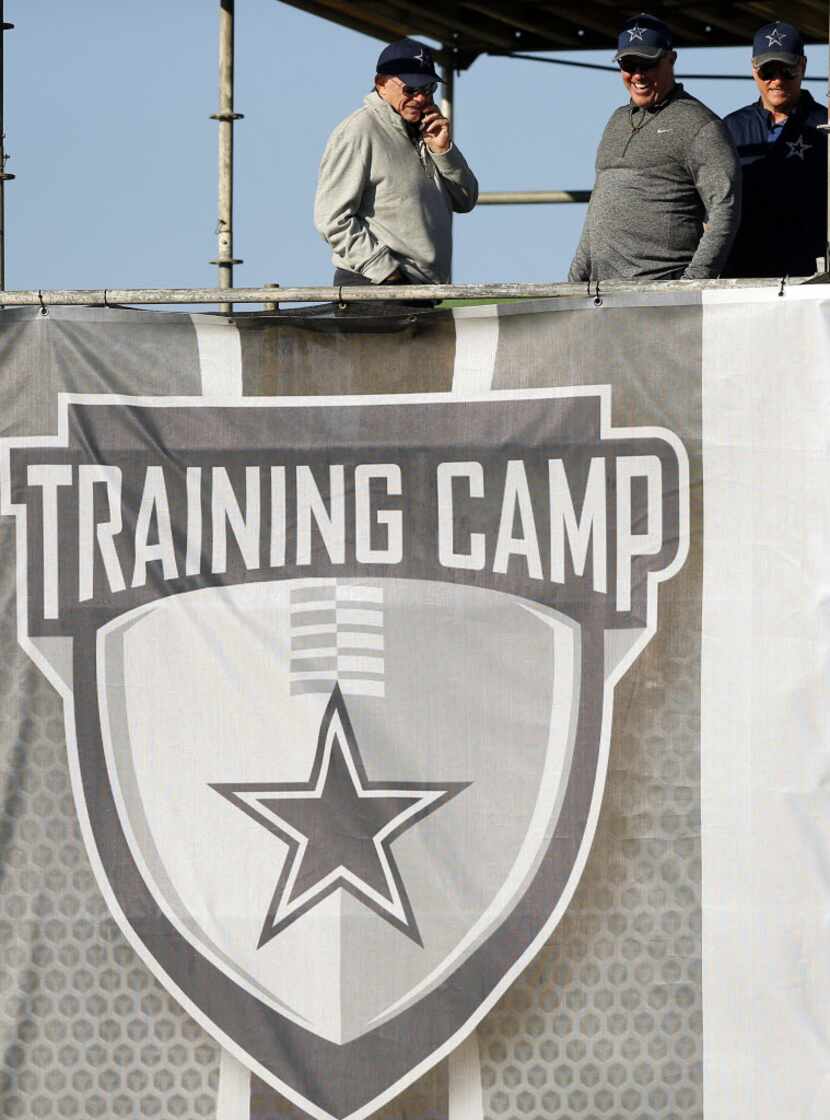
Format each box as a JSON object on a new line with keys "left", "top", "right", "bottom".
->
{"left": 1, "top": 291, "right": 829, "bottom": 1120}
{"left": 701, "top": 286, "right": 830, "bottom": 1120}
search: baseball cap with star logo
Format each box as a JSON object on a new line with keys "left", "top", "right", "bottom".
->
{"left": 614, "top": 13, "right": 673, "bottom": 61}
{"left": 753, "top": 21, "right": 805, "bottom": 67}
{"left": 376, "top": 38, "right": 442, "bottom": 88}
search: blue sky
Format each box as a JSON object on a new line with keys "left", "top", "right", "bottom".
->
{"left": 6, "top": 1, "right": 828, "bottom": 296}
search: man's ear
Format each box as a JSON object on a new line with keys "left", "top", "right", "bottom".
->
{"left": 669, "top": 50, "right": 678, "bottom": 65}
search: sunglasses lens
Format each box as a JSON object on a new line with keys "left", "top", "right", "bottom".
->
{"left": 759, "top": 65, "right": 795, "bottom": 80}
{"left": 402, "top": 81, "right": 437, "bottom": 96}
{"left": 620, "top": 58, "right": 657, "bottom": 73}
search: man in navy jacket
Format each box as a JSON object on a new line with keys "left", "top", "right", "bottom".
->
{"left": 723, "top": 21, "right": 827, "bottom": 278}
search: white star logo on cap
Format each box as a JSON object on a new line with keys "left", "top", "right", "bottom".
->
{"left": 414, "top": 48, "right": 427, "bottom": 64}
{"left": 786, "top": 135, "right": 811, "bottom": 160}
{"left": 627, "top": 25, "right": 646, "bottom": 42}
{"left": 765, "top": 27, "right": 786, "bottom": 47}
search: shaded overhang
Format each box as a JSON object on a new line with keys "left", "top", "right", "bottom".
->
{"left": 276, "top": 1, "right": 829, "bottom": 70}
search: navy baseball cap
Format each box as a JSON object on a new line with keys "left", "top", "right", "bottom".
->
{"left": 615, "top": 14, "right": 673, "bottom": 61}
{"left": 753, "top": 21, "right": 805, "bottom": 66}
{"left": 376, "top": 39, "right": 441, "bottom": 87}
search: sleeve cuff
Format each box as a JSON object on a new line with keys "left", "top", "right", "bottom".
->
{"left": 429, "top": 144, "right": 465, "bottom": 170}
{"left": 360, "top": 250, "right": 399, "bottom": 284}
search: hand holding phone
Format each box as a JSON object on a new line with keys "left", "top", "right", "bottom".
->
{"left": 419, "top": 104, "right": 450, "bottom": 154}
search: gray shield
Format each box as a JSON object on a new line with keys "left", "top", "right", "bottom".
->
{"left": 1, "top": 390, "right": 688, "bottom": 1120}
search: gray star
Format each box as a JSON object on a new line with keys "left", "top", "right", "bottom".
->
{"left": 627, "top": 25, "right": 646, "bottom": 42}
{"left": 212, "top": 685, "right": 468, "bottom": 948}
{"left": 786, "top": 135, "right": 811, "bottom": 160}
{"left": 766, "top": 28, "right": 786, "bottom": 47}
{"left": 415, "top": 48, "right": 427, "bottom": 64}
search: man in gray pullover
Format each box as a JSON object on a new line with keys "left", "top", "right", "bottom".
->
{"left": 314, "top": 39, "right": 478, "bottom": 288}
{"left": 569, "top": 15, "right": 740, "bottom": 282}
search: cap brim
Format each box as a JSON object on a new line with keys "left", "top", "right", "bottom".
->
{"left": 614, "top": 46, "right": 665, "bottom": 61}
{"left": 753, "top": 50, "right": 802, "bottom": 67}
{"left": 392, "top": 71, "right": 442, "bottom": 86}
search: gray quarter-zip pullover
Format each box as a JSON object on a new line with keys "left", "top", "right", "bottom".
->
{"left": 569, "top": 85, "right": 741, "bottom": 281}
{"left": 314, "top": 92, "right": 478, "bottom": 284}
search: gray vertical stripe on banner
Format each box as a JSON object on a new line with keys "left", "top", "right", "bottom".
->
{"left": 192, "top": 314, "right": 243, "bottom": 396}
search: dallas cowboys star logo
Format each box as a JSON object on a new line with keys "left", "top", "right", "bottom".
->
{"left": 765, "top": 27, "right": 786, "bottom": 47}
{"left": 626, "top": 25, "right": 646, "bottom": 42}
{"left": 786, "top": 135, "right": 811, "bottom": 160}
{"left": 211, "top": 685, "right": 468, "bottom": 948}
{"left": 414, "top": 47, "right": 427, "bottom": 64}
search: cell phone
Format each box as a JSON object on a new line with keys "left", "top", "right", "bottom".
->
{"left": 419, "top": 100, "right": 435, "bottom": 128}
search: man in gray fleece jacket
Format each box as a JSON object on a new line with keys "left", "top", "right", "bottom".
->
{"left": 314, "top": 39, "right": 478, "bottom": 287}
{"left": 569, "top": 15, "right": 740, "bottom": 282}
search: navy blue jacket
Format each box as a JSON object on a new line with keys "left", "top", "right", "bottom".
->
{"left": 723, "top": 90, "right": 827, "bottom": 277}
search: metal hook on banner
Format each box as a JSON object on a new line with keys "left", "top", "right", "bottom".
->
{"left": 337, "top": 285, "right": 347, "bottom": 312}
{"left": 593, "top": 280, "right": 602, "bottom": 307}
{"left": 37, "top": 290, "right": 47, "bottom": 316}
{"left": 778, "top": 275, "right": 787, "bottom": 297}
{"left": 103, "top": 289, "right": 110, "bottom": 309}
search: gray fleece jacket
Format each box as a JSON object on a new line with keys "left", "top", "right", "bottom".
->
{"left": 314, "top": 93, "right": 478, "bottom": 284}
{"left": 569, "top": 85, "right": 741, "bottom": 281}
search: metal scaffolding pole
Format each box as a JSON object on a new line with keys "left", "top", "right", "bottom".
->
{"left": 826, "top": 0, "right": 830, "bottom": 270}
{"left": 477, "top": 190, "right": 591, "bottom": 205}
{"left": 440, "top": 50, "right": 454, "bottom": 282}
{"left": 210, "top": 0, "right": 243, "bottom": 314}
{"left": 0, "top": 2, "right": 15, "bottom": 292}
{"left": 440, "top": 53, "right": 454, "bottom": 126}
{"left": 0, "top": 278, "right": 788, "bottom": 309}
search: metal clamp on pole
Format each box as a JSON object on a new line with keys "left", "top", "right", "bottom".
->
{"left": 262, "top": 283, "right": 280, "bottom": 312}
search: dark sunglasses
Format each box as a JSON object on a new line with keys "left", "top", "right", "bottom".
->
{"left": 618, "top": 57, "right": 660, "bottom": 74}
{"left": 757, "top": 63, "right": 798, "bottom": 80}
{"left": 397, "top": 78, "right": 438, "bottom": 96}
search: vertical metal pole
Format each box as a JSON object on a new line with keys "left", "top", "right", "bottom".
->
{"left": 0, "top": 2, "right": 15, "bottom": 293}
{"left": 824, "top": 0, "right": 828, "bottom": 273}
{"left": 210, "top": 0, "right": 243, "bottom": 314}
{"left": 826, "top": 0, "right": 830, "bottom": 271}
{"left": 440, "top": 54, "right": 454, "bottom": 128}
{"left": 440, "top": 51, "right": 455, "bottom": 282}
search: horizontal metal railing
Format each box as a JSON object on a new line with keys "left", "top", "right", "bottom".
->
{"left": 0, "top": 276, "right": 801, "bottom": 309}
{"left": 477, "top": 190, "right": 591, "bottom": 205}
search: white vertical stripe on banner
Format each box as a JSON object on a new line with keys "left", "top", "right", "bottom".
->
{"left": 216, "top": 1050, "right": 250, "bottom": 1120}
{"left": 192, "top": 315, "right": 243, "bottom": 396}
{"left": 446, "top": 303, "right": 496, "bottom": 1120}
{"left": 447, "top": 301, "right": 497, "bottom": 1120}
{"left": 451, "top": 305, "right": 499, "bottom": 393}
{"left": 196, "top": 314, "right": 244, "bottom": 1119}
{"left": 701, "top": 287, "right": 830, "bottom": 1120}
{"left": 448, "top": 1030, "right": 484, "bottom": 1120}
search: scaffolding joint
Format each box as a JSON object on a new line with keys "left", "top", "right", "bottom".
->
{"left": 209, "top": 257, "right": 243, "bottom": 266}
{"left": 210, "top": 112, "right": 244, "bottom": 122}
{"left": 0, "top": 172, "right": 14, "bottom": 182}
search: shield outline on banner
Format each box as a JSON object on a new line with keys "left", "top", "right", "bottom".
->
{"left": 0, "top": 387, "right": 690, "bottom": 1120}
